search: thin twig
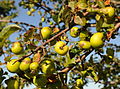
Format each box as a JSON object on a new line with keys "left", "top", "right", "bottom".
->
{"left": 58, "top": 49, "right": 93, "bottom": 73}
{"left": 0, "top": 20, "right": 38, "bottom": 28}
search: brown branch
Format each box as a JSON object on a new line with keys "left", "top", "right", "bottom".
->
{"left": 98, "top": 80, "right": 119, "bottom": 85}
{"left": 34, "top": 28, "right": 69, "bottom": 52}
{"left": 0, "top": 20, "right": 38, "bottom": 28}
{"left": 107, "top": 22, "right": 120, "bottom": 40}
{"left": 111, "top": 0, "right": 120, "bottom": 4}
{"left": 14, "top": 28, "right": 69, "bottom": 63}
{"left": 30, "top": 1, "right": 54, "bottom": 14}
{"left": 58, "top": 49, "right": 93, "bottom": 73}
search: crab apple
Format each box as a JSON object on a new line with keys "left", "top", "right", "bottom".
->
{"left": 41, "top": 60, "right": 55, "bottom": 75}
{"left": 70, "top": 27, "right": 79, "bottom": 38}
{"left": 6, "top": 59, "right": 20, "bottom": 73}
{"left": 101, "top": 7, "right": 115, "bottom": 17}
{"left": 30, "top": 62, "right": 39, "bottom": 70}
{"left": 11, "top": 42, "right": 23, "bottom": 54}
{"left": 78, "top": 41, "right": 91, "bottom": 49}
{"left": 41, "top": 27, "right": 52, "bottom": 39}
{"left": 54, "top": 41, "right": 69, "bottom": 55}
{"left": 90, "top": 32, "right": 104, "bottom": 48}
{"left": 19, "top": 57, "right": 31, "bottom": 71}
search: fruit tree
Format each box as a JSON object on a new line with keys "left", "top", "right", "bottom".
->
{"left": 0, "top": 0, "right": 120, "bottom": 89}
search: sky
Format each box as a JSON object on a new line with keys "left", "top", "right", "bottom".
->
{"left": 1, "top": 0, "right": 120, "bottom": 89}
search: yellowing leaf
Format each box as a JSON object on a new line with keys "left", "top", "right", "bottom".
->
{"left": 104, "top": 0, "right": 111, "bottom": 5}
{"left": 74, "top": 16, "right": 86, "bottom": 26}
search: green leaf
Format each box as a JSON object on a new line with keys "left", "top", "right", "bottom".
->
{"left": 0, "top": 24, "right": 21, "bottom": 47}
{"left": 75, "top": 2, "right": 87, "bottom": 9}
{"left": 58, "top": 6, "right": 65, "bottom": 23}
{"left": 97, "top": 1, "right": 105, "bottom": 8}
{"left": 57, "top": 6, "right": 73, "bottom": 27}
{"left": 106, "top": 48, "right": 114, "bottom": 58}
{"left": 68, "top": 1, "right": 76, "bottom": 12}
{"left": 96, "top": 16, "right": 104, "bottom": 31}
{"left": 0, "top": 13, "right": 17, "bottom": 30}
{"left": 102, "top": 22, "right": 114, "bottom": 28}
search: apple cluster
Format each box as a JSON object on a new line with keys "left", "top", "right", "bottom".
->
{"left": 7, "top": 40, "right": 56, "bottom": 88}
{"left": 69, "top": 27, "right": 104, "bottom": 50}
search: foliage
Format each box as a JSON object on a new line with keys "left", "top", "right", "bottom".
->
{"left": 0, "top": 0, "right": 120, "bottom": 89}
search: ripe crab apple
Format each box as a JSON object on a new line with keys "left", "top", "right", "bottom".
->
{"left": 6, "top": 59, "right": 20, "bottom": 73}
{"left": 54, "top": 41, "right": 69, "bottom": 55}
{"left": 41, "top": 27, "right": 52, "bottom": 39}
{"left": 19, "top": 57, "right": 31, "bottom": 71}
{"left": 78, "top": 41, "right": 91, "bottom": 49}
{"left": 101, "top": 7, "right": 115, "bottom": 17}
{"left": 90, "top": 32, "right": 104, "bottom": 48}
{"left": 41, "top": 60, "right": 55, "bottom": 75}
{"left": 11, "top": 42, "right": 23, "bottom": 54}
{"left": 70, "top": 27, "right": 79, "bottom": 38}
{"left": 30, "top": 62, "right": 39, "bottom": 70}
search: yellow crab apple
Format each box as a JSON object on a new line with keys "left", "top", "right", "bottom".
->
{"left": 54, "top": 41, "right": 69, "bottom": 55}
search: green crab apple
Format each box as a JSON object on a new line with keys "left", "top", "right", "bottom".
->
{"left": 19, "top": 57, "right": 31, "bottom": 71}
{"left": 101, "top": 7, "right": 115, "bottom": 17}
{"left": 70, "top": 27, "right": 79, "bottom": 38}
{"left": 41, "top": 60, "right": 55, "bottom": 75}
{"left": 54, "top": 41, "right": 69, "bottom": 55}
{"left": 6, "top": 78, "right": 19, "bottom": 89}
{"left": 90, "top": 32, "right": 104, "bottom": 48}
{"left": 41, "top": 27, "right": 52, "bottom": 39}
{"left": 78, "top": 41, "right": 91, "bottom": 49}
{"left": 7, "top": 59, "right": 20, "bottom": 73}
{"left": 30, "top": 62, "right": 39, "bottom": 70}
{"left": 33, "top": 74, "right": 47, "bottom": 88}
{"left": 11, "top": 42, "right": 23, "bottom": 54}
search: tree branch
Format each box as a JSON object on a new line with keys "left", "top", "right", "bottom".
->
{"left": 107, "top": 22, "right": 120, "bottom": 40}
{"left": 58, "top": 49, "right": 93, "bottom": 73}
{"left": 15, "top": 28, "right": 70, "bottom": 63}
{"left": 0, "top": 20, "right": 38, "bottom": 28}
{"left": 111, "top": 0, "right": 120, "bottom": 4}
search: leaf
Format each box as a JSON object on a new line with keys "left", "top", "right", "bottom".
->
{"left": 24, "top": 28, "right": 35, "bottom": 41}
{"left": 0, "top": 24, "right": 21, "bottom": 47}
{"left": 104, "top": 0, "right": 110, "bottom": 5}
{"left": 0, "top": 13, "right": 17, "bottom": 30}
{"left": 58, "top": 6, "right": 65, "bottom": 23}
{"left": 75, "top": 2, "right": 87, "bottom": 9}
{"left": 95, "top": 14, "right": 101, "bottom": 21}
{"left": 96, "top": 16, "right": 104, "bottom": 31}
{"left": 97, "top": 1, "right": 105, "bottom": 8}
{"left": 106, "top": 48, "right": 114, "bottom": 58}
{"left": 102, "top": 22, "right": 114, "bottom": 28}
{"left": 58, "top": 6, "right": 73, "bottom": 27}
{"left": 74, "top": 16, "right": 86, "bottom": 26}
{"left": 68, "top": 1, "right": 76, "bottom": 12}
